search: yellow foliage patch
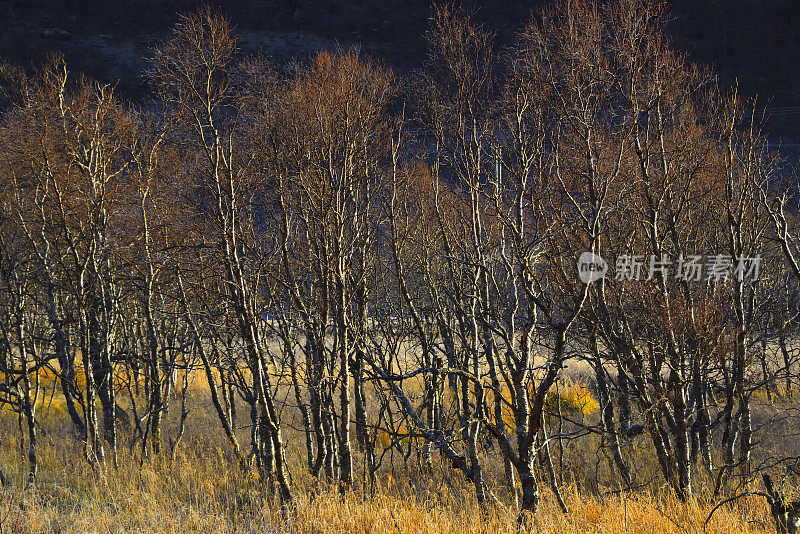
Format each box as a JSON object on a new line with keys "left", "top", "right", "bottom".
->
{"left": 544, "top": 380, "right": 599, "bottom": 416}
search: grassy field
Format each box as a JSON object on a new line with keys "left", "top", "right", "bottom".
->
{"left": 0, "top": 374, "right": 788, "bottom": 534}
{"left": 0, "top": 445, "right": 780, "bottom": 533}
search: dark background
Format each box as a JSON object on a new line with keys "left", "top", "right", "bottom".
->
{"left": 1, "top": 0, "right": 798, "bottom": 143}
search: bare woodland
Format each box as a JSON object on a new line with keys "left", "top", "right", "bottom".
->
{"left": 0, "top": 0, "right": 800, "bottom": 532}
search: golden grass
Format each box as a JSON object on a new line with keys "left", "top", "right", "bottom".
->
{"left": 0, "top": 464, "right": 777, "bottom": 533}
{"left": 0, "top": 375, "right": 779, "bottom": 533}
{"left": 0, "top": 415, "right": 778, "bottom": 534}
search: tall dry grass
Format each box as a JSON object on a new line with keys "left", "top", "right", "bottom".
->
{"left": 0, "top": 380, "right": 781, "bottom": 533}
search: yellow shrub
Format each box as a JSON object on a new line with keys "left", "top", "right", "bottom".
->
{"left": 487, "top": 378, "right": 600, "bottom": 433}
{"left": 544, "top": 380, "right": 599, "bottom": 416}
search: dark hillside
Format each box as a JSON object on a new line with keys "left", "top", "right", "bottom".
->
{"left": 1, "top": 0, "right": 798, "bottom": 140}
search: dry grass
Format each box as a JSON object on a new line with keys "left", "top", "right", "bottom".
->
{"left": 0, "top": 464, "right": 777, "bottom": 533}
{"left": 0, "top": 377, "right": 780, "bottom": 533}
